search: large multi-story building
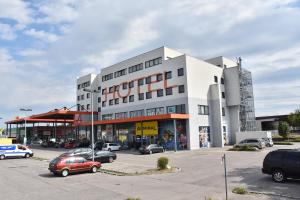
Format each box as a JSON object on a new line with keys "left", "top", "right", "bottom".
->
{"left": 76, "top": 47, "right": 256, "bottom": 150}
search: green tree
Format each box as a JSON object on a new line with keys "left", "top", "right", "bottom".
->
{"left": 288, "top": 109, "right": 300, "bottom": 128}
{"left": 278, "top": 121, "right": 290, "bottom": 139}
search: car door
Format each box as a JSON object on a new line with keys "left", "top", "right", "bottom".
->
{"left": 75, "top": 157, "right": 88, "bottom": 171}
{"left": 66, "top": 157, "right": 77, "bottom": 172}
{"left": 16, "top": 145, "right": 26, "bottom": 157}
{"left": 283, "top": 152, "right": 300, "bottom": 178}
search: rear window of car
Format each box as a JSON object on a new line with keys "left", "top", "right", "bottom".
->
{"left": 267, "top": 151, "right": 284, "bottom": 161}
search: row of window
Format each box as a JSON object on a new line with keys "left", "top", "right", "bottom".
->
{"left": 77, "top": 104, "right": 91, "bottom": 111}
{"left": 77, "top": 81, "right": 90, "bottom": 90}
{"left": 101, "top": 68, "right": 184, "bottom": 95}
{"left": 102, "top": 104, "right": 186, "bottom": 120}
{"left": 77, "top": 93, "right": 90, "bottom": 101}
{"left": 101, "top": 57, "right": 163, "bottom": 82}
{"left": 214, "top": 76, "right": 225, "bottom": 84}
{"left": 198, "top": 105, "right": 226, "bottom": 116}
{"left": 102, "top": 86, "right": 185, "bottom": 107}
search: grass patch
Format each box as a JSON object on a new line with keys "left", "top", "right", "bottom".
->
{"left": 126, "top": 198, "right": 141, "bottom": 200}
{"left": 273, "top": 135, "right": 300, "bottom": 142}
{"left": 228, "top": 145, "right": 257, "bottom": 151}
{"left": 98, "top": 167, "right": 179, "bottom": 176}
{"left": 274, "top": 141, "right": 293, "bottom": 145}
{"left": 232, "top": 187, "right": 247, "bottom": 194}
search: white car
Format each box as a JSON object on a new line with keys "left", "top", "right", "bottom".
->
{"left": 0, "top": 144, "right": 34, "bottom": 160}
{"left": 102, "top": 143, "right": 121, "bottom": 151}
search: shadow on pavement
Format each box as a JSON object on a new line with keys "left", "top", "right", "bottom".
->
{"left": 228, "top": 167, "right": 300, "bottom": 199}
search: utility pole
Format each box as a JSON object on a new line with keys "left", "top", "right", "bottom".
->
{"left": 222, "top": 154, "right": 228, "bottom": 200}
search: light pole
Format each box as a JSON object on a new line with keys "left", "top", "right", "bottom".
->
{"left": 83, "top": 88, "right": 100, "bottom": 162}
{"left": 20, "top": 108, "right": 32, "bottom": 145}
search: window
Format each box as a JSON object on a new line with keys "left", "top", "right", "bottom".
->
{"left": 156, "top": 73, "right": 163, "bottom": 82}
{"left": 198, "top": 105, "right": 209, "bottom": 115}
{"left": 129, "top": 95, "right": 134, "bottom": 102}
{"left": 102, "top": 88, "right": 106, "bottom": 95}
{"left": 98, "top": 107, "right": 101, "bottom": 112}
{"left": 109, "top": 86, "right": 114, "bottom": 93}
{"left": 80, "top": 105, "right": 84, "bottom": 111}
{"left": 102, "top": 101, "right": 106, "bottom": 107}
{"left": 102, "top": 73, "right": 113, "bottom": 82}
{"left": 138, "top": 93, "right": 144, "bottom": 100}
{"left": 122, "top": 82, "right": 128, "bottom": 90}
{"left": 129, "top": 109, "right": 144, "bottom": 117}
{"left": 138, "top": 79, "right": 144, "bottom": 86}
{"left": 165, "top": 71, "right": 172, "bottom": 79}
{"left": 109, "top": 99, "right": 114, "bottom": 106}
{"left": 214, "top": 76, "right": 218, "bottom": 83}
{"left": 87, "top": 93, "right": 90, "bottom": 99}
{"left": 167, "top": 106, "right": 176, "bottom": 114}
{"left": 87, "top": 104, "right": 90, "bottom": 110}
{"left": 123, "top": 97, "right": 127, "bottom": 103}
{"left": 223, "top": 126, "right": 226, "bottom": 132}
{"left": 77, "top": 104, "right": 80, "bottom": 111}
{"left": 81, "top": 95, "right": 84, "bottom": 100}
{"left": 77, "top": 96, "right": 80, "bottom": 101}
{"left": 145, "top": 57, "right": 162, "bottom": 68}
{"left": 145, "top": 76, "right": 151, "bottom": 84}
{"left": 222, "top": 107, "right": 225, "bottom": 116}
{"left": 114, "top": 98, "right": 119, "bottom": 105}
{"left": 102, "top": 114, "right": 113, "bottom": 120}
{"left": 114, "top": 85, "right": 119, "bottom": 91}
{"left": 221, "top": 78, "right": 224, "bottom": 84}
{"left": 178, "top": 85, "right": 185, "bottom": 93}
{"left": 199, "top": 126, "right": 211, "bottom": 142}
{"left": 167, "top": 104, "right": 185, "bottom": 114}
{"left": 129, "top": 81, "right": 134, "bottom": 88}
{"left": 157, "top": 89, "right": 163, "bottom": 97}
{"left": 166, "top": 87, "right": 173, "bottom": 95}
{"left": 115, "top": 112, "right": 128, "bottom": 119}
{"left": 146, "top": 107, "right": 164, "bottom": 116}
{"left": 98, "top": 86, "right": 101, "bottom": 91}
{"left": 178, "top": 68, "right": 184, "bottom": 76}
{"left": 128, "top": 63, "right": 143, "bottom": 73}
{"left": 222, "top": 92, "right": 225, "bottom": 99}
{"left": 98, "top": 97, "right": 101, "bottom": 103}
{"left": 146, "top": 91, "right": 152, "bottom": 99}
{"left": 77, "top": 84, "right": 81, "bottom": 90}
{"left": 114, "top": 68, "right": 127, "bottom": 78}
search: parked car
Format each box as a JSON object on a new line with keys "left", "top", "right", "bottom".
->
{"left": 59, "top": 148, "right": 92, "bottom": 157}
{"left": 139, "top": 144, "right": 165, "bottom": 154}
{"left": 83, "top": 151, "right": 117, "bottom": 163}
{"left": 0, "top": 144, "right": 33, "bottom": 160}
{"left": 30, "top": 138, "right": 43, "bottom": 145}
{"left": 64, "top": 140, "right": 79, "bottom": 149}
{"left": 234, "top": 138, "right": 266, "bottom": 149}
{"left": 262, "top": 149, "right": 300, "bottom": 182}
{"left": 79, "top": 138, "right": 91, "bottom": 147}
{"left": 262, "top": 138, "right": 274, "bottom": 147}
{"left": 102, "top": 143, "right": 121, "bottom": 151}
{"left": 48, "top": 156, "right": 101, "bottom": 177}
{"left": 41, "top": 140, "right": 57, "bottom": 148}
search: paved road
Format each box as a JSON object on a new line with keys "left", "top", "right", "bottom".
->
{"left": 1, "top": 144, "right": 300, "bottom": 200}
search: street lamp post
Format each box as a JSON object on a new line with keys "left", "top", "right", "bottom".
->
{"left": 83, "top": 88, "right": 100, "bottom": 162}
{"left": 20, "top": 108, "right": 32, "bottom": 145}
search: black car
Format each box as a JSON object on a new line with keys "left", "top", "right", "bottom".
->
{"left": 59, "top": 148, "right": 92, "bottom": 157}
{"left": 83, "top": 151, "right": 117, "bottom": 163}
{"left": 262, "top": 149, "right": 300, "bottom": 182}
{"left": 139, "top": 144, "right": 165, "bottom": 154}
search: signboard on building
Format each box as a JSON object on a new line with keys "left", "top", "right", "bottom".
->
{"left": 136, "top": 121, "right": 158, "bottom": 136}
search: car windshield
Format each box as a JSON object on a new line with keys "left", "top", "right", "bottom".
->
{"left": 50, "top": 157, "right": 61, "bottom": 164}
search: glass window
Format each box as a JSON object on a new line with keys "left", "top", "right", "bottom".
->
{"left": 157, "top": 89, "right": 163, "bottom": 97}
{"left": 109, "top": 87, "right": 114, "bottom": 93}
{"left": 178, "top": 85, "right": 185, "bottom": 93}
{"left": 221, "top": 78, "right": 224, "bottom": 84}
{"left": 157, "top": 74, "right": 163, "bottom": 81}
{"left": 87, "top": 104, "right": 90, "bottom": 110}
{"left": 138, "top": 93, "right": 144, "bottom": 100}
{"left": 122, "top": 82, "right": 128, "bottom": 90}
{"left": 98, "top": 97, "right": 101, "bottom": 103}
{"left": 129, "top": 81, "right": 134, "bottom": 88}
{"left": 214, "top": 76, "right": 218, "bottom": 83}
{"left": 123, "top": 97, "right": 127, "bottom": 103}
{"left": 178, "top": 68, "right": 184, "bottom": 76}
{"left": 167, "top": 106, "right": 176, "bottom": 114}
{"left": 109, "top": 99, "right": 113, "bottom": 106}
{"left": 98, "top": 107, "right": 101, "bottom": 112}
{"left": 145, "top": 76, "right": 151, "bottom": 84}
{"left": 102, "top": 101, "right": 106, "bottom": 107}
{"left": 198, "top": 105, "right": 209, "bottom": 115}
{"left": 129, "top": 95, "right": 134, "bottom": 102}
{"left": 222, "top": 107, "right": 225, "bottom": 116}
{"left": 166, "top": 87, "right": 173, "bottom": 95}
{"left": 102, "top": 88, "right": 106, "bottom": 95}
{"left": 165, "top": 71, "right": 172, "bottom": 79}
{"left": 222, "top": 92, "right": 225, "bottom": 99}
{"left": 138, "top": 79, "right": 144, "bottom": 86}
{"left": 146, "top": 91, "right": 152, "bottom": 99}
{"left": 115, "top": 98, "right": 119, "bottom": 105}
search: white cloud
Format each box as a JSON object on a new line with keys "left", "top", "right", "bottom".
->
{"left": 0, "top": 23, "right": 16, "bottom": 40}
{"left": 24, "top": 28, "right": 60, "bottom": 42}
{"left": 0, "top": 0, "right": 32, "bottom": 24}
{"left": 18, "top": 49, "right": 46, "bottom": 57}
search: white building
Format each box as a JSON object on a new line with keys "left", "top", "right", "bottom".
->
{"left": 76, "top": 47, "right": 256, "bottom": 150}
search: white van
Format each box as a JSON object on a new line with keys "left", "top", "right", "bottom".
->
{"left": 102, "top": 143, "right": 121, "bottom": 151}
{"left": 0, "top": 144, "right": 34, "bottom": 160}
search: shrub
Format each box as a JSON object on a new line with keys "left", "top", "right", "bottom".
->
{"left": 126, "top": 198, "right": 141, "bottom": 200}
{"left": 228, "top": 145, "right": 257, "bottom": 151}
{"left": 157, "top": 157, "right": 169, "bottom": 170}
{"left": 273, "top": 142, "right": 293, "bottom": 145}
{"left": 232, "top": 187, "right": 247, "bottom": 194}
{"left": 278, "top": 121, "right": 290, "bottom": 139}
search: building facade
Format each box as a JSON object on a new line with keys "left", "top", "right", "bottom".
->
{"left": 76, "top": 47, "right": 256, "bottom": 150}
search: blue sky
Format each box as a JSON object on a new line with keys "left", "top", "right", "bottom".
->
{"left": 1, "top": 0, "right": 300, "bottom": 127}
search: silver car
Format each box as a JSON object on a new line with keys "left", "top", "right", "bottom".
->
{"left": 234, "top": 138, "right": 266, "bottom": 149}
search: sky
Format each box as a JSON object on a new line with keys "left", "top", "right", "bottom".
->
{"left": 1, "top": 0, "right": 300, "bottom": 127}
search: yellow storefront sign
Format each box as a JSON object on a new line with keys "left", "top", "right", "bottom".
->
{"left": 136, "top": 121, "right": 158, "bottom": 136}
{"left": 0, "top": 138, "right": 12, "bottom": 145}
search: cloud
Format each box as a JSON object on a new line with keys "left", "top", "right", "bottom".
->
{"left": 18, "top": 48, "right": 46, "bottom": 57}
{"left": 24, "top": 28, "right": 60, "bottom": 42}
{"left": 0, "top": 23, "right": 17, "bottom": 40}
{"left": 0, "top": 0, "right": 33, "bottom": 24}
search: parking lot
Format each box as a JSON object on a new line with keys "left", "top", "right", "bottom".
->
{"left": 1, "top": 144, "right": 300, "bottom": 200}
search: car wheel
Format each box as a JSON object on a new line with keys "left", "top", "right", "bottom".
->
{"left": 61, "top": 169, "right": 69, "bottom": 177}
{"left": 272, "top": 169, "right": 286, "bottom": 183}
{"left": 25, "top": 153, "right": 30, "bottom": 158}
{"left": 0, "top": 154, "right": 5, "bottom": 160}
{"left": 108, "top": 157, "right": 113, "bottom": 163}
{"left": 91, "top": 166, "right": 98, "bottom": 173}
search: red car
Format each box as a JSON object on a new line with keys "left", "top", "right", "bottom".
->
{"left": 64, "top": 140, "right": 79, "bottom": 149}
{"left": 48, "top": 156, "right": 101, "bottom": 177}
